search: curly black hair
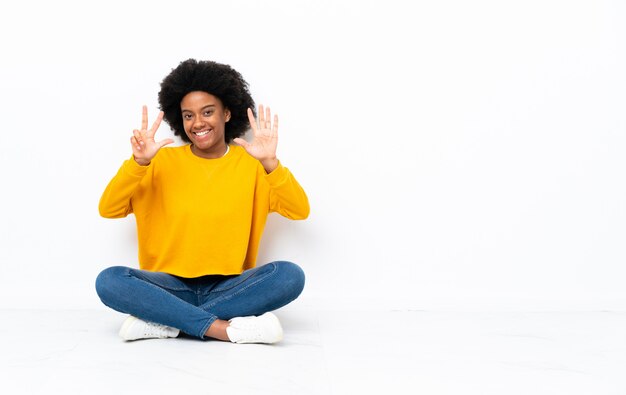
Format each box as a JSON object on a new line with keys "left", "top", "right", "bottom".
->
{"left": 158, "top": 59, "right": 255, "bottom": 144}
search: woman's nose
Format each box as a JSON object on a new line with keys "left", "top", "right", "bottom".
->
{"left": 193, "top": 117, "right": 205, "bottom": 129}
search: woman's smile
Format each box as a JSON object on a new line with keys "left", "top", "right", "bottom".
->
{"left": 181, "top": 91, "right": 230, "bottom": 158}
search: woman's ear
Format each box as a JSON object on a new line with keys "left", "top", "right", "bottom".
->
{"left": 225, "top": 109, "right": 231, "bottom": 122}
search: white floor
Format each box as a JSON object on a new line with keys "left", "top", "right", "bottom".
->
{"left": 1, "top": 304, "right": 626, "bottom": 395}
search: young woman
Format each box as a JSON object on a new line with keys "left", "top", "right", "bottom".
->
{"left": 95, "top": 59, "right": 309, "bottom": 344}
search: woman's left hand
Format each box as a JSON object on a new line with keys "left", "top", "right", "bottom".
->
{"left": 234, "top": 104, "right": 279, "bottom": 173}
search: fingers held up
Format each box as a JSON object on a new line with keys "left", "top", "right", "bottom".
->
{"left": 247, "top": 105, "right": 279, "bottom": 136}
{"left": 131, "top": 106, "right": 172, "bottom": 164}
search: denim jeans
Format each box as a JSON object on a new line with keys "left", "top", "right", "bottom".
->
{"left": 95, "top": 261, "right": 305, "bottom": 339}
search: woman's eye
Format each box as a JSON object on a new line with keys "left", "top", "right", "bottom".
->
{"left": 204, "top": 111, "right": 213, "bottom": 116}
{"left": 183, "top": 114, "right": 192, "bottom": 120}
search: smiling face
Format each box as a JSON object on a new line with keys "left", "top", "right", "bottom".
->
{"left": 181, "top": 91, "right": 231, "bottom": 159}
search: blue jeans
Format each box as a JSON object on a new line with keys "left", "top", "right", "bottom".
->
{"left": 95, "top": 261, "right": 305, "bottom": 339}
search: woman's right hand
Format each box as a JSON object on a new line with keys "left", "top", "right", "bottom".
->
{"left": 131, "top": 105, "right": 174, "bottom": 166}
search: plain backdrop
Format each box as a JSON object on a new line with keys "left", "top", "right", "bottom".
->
{"left": 0, "top": 0, "right": 624, "bottom": 311}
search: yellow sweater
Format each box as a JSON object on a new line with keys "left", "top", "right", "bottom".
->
{"left": 99, "top": 144, "right": 309, "bottom": 277}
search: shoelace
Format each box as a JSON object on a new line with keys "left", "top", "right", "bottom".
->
{"left": 230, "top": 317, "right": 260, "bottom": 330}
{"left": 230, "top": 317, "right": 274, "bottom": 342}
{"left": 141, "top": 321, "right": 173, "bottom": 337}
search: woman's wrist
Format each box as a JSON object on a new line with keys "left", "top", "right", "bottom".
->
{"left": 261, "top": 157, "right": 279, "bottom": 173}
{"left": 133, "top": 156, "right": 151, "bottom": 166}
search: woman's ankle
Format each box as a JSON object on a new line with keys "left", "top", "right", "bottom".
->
{"left": 204, "top": 319, "right": 231, "bottom": 341}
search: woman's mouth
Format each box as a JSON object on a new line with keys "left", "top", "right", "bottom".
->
{"left": 194, "top": 130, "right": 210, "bottom": 137}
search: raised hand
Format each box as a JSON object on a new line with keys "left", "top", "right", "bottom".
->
{"left": 233, "top": 104, "right": 279, "bottom": 172}
{"left": 131, "top": 105, "right": 174, "bottom": 166}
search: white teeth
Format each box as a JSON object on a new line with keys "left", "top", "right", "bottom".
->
{"left": 195, "top": 130, "right": 209, "bottom": 136}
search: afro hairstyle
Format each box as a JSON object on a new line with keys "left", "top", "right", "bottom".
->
{"left": 158, "top": 59, "right": 255, "bottom": 144}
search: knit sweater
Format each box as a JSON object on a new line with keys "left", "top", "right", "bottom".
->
{"left": 99, "top": 144, "right": 309, "bottom": 277}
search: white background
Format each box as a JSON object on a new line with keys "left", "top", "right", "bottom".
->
{"left": 0, "top": 0, "right": 624, "bottom": 311}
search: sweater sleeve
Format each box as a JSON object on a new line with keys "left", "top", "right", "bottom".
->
{"left": 98, "top": 157, "right": 150, "bottom": 218}
{"left": 265, "top": 162, "right": 310, "bottom": 220}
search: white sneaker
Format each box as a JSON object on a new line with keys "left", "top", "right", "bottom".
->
{"left": 226, "top": 312, "right": 284, "bottom": 344}
{"left": 118, "top": 316, "right": 180, "bottom": 341}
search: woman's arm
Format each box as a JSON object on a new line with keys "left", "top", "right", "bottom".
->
{"left": 98, "top": 159, "right": 148, "bottom": 218}
{"left": 99, "top": 106, "right": 172, "bottom": 218}
{"left": 266, "top": 163, "right": 310, "bottom": 220}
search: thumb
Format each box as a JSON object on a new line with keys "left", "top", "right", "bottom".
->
{"left": 157, "top": 139, "right": 174, "bottom": 149}
{"left": 233, "top": 137, "right": 250, "bottom": 149}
